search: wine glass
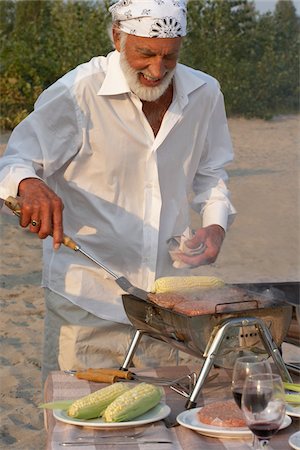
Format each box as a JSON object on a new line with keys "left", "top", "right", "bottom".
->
{"left": 232, "top": 355, "right": 272, "bottom": 409}
{"left": 241, "top": 373, "right": 286, "bottom": 449}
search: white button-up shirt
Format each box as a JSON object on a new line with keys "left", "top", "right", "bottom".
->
{"left": 0, "top": 50, "right": 236, "bottom": 323}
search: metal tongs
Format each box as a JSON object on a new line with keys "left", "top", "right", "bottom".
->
{"left": 4, "top": 196, "right": 149, "bottom": 300}
{"left": 64, "top": 367, "right": 199, "bottom": 394}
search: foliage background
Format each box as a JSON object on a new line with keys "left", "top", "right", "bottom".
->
{"left": 0, "top": 0, "right": 299, "bottom": 130}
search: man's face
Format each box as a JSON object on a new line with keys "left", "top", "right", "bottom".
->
{"left": 114, "top": 30, "right": 182, "bottom": 102}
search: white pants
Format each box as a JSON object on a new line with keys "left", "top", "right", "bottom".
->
{"left": 42, "top": 289, "right": 202, "bottom": 384}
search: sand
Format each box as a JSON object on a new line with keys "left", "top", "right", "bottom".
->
{"left": 191, "top": 114, "right": 300, "bottom": 282}
{"left": 0, "top": 115, "right": 299, "bottom": 449}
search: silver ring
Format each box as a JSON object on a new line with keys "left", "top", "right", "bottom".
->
{"left": 31, "top": 220, "right": 40, "bottom": 227}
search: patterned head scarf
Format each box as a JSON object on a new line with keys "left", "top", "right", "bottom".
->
{"left": 109, "top": 0, "right": 187, "bottom": 38}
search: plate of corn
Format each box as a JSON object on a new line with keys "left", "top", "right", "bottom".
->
{"left": 53, "top": 402, "right": 170, "bottom": 428}
{"left": 42, "top": 382, "right": 170, "bottom": 428}
{"left": 284, "top": 382, "right": 300, "bottom": 418}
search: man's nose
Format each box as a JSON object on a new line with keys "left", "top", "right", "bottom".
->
{"left": 149, "top": 57, "right": 167, "bottom": 79}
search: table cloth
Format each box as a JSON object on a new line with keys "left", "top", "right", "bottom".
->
{"left": 44, "top": 365, "right": 299, "bottom": 450}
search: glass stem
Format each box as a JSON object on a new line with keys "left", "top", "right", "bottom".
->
{"left": 252, "top": 435, "right": 271, "bottom": 449}
{"left": 252, "top": 434, "right": 260, "bottom": 449}
{"left": 258, "top": 438, "right": 270, "bottom": 449}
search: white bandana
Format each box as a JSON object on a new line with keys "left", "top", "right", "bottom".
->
{"left": 109, "top": 0, "right": 187, "bottom": 38}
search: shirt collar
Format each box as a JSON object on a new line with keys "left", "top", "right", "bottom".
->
{"left": 175, "top": 63, "right": 207, "bottom": 109}
{"left": 98, "top": 50, "right": 130, "bottom": 96}
{"left": 98, "top": 50, "right": 207, "bottom": 106}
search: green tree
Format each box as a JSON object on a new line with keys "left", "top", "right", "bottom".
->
{"left": 181, "top": 0, "right": 259, "bottom": 115}
{"left": 0, "top": 0, "right": 15, "bottom": 41}
{"left": 1, "top": 0, "right": 299, "bottom": 129}
{"left": 0, "top": 0, "right": 113, "bottom": 130}
{"left": 272, "top": 0, "right": 300, "bottom": 112}
{"left": 182, "top": 0, "right": 299, "bottom": 118}
{"left": 0, "top": 1, "right": 49, "bottom": 128}
{"left": 238, "top": 0, "right": 300, "bottom": 117}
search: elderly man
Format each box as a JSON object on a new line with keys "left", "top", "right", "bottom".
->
{"left": 0, "top": 0, "right": 236, "bottom": 383}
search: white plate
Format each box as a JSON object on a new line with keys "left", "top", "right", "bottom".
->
{"left": 53, "top": 403, "right": 170, "bottom": 428}
{"left": 286, "top": 404, "right": 300, "bottom": 418}
{"left": 176, "top": 408, "right": 292, "bottom": 439}
{"left": 289, "top": 431, "right": 300, "bottom": 450}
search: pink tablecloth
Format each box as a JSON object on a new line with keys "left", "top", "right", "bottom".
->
{"left": 44, "top": 366, "right": 299, "bottom": 450}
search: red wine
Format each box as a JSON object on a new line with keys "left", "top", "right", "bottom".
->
{"left": 243, "top": 388, "right": 273, "bottom": 413}
{"left": 232, "top": 388, "right": 243, "bottom": 409}
{"left": 248, "top": 422, "right": 280, "bottom": 439}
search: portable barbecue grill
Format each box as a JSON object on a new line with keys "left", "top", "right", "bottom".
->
{"left": 120, "top": 282, "right": 296, "bottom": 408}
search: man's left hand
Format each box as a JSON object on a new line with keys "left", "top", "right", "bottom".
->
{"left": 178, "top": 224, "right": 225, "bottom": 267}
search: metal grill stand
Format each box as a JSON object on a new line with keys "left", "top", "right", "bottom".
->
{"left": 120, "top": 316, "right": 292, "bottom": 409}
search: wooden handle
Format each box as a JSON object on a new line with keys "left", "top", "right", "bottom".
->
{"left": 75, "top": 368, "right": 134, "bottom": 383}
{"left": 4, "top": 196, "right": 21, "bottom": 217}
{"left": 4, "top": 196, "right": 79, "bottom": 251}
{"left": 62, "top": 235, "right": 79, "bottom": 251}
{"left": 76, "top": 372, "right": 118, "bottom": 384}
{"left": 86, "top": 368, "right": 133, "bottom": 380}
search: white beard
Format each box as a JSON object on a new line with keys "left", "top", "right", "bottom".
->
{"left": 119, "top": 37, "right": 175, "bottom": 102}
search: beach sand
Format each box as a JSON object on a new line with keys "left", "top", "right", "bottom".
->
{"left": 0, "top": 115, "right": 299, "bottom": 449}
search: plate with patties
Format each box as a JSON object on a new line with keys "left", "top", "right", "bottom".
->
{"left": 177, "top": 400, "right": 292, "bottom": 439}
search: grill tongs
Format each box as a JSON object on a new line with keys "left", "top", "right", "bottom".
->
{"left": 4, "top": 196, "right": 149, "bottom": 301}
{"left": 64, "top": 367, "right": 200, "bottom": 394}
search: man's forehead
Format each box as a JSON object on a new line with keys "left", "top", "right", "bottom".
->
{"left": 127, "top": 34, "right": 182, "bottom": 53}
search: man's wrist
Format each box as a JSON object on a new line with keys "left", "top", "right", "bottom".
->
{"left": 208, "top": 224, "right": 226, "bottom": 238}
{"left": 18, "top": 177, "right": 44, "bottom": 195}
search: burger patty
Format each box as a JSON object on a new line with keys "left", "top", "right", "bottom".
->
{"left": 198, "top": 400, "right": 246, "bottom": 428}
{"left": 147, "top": 285, "right": 274, "bottom": 316}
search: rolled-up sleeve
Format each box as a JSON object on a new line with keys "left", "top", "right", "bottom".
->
{"left": 0, "top": 81, "right": 82, "bottom": 200}
{"left": 191, "top": 91, "right": 236, "bottom": 231}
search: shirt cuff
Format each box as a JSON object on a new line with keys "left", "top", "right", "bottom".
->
{"left": 202, "top": 201, "right": 236, "bottom": 231}
{"left": 0, "top": 168, "right": 41, "bottom": 201}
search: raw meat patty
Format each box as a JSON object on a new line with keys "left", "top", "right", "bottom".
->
{"left": 197, "top": 400, "right": 246, "bottom": 427}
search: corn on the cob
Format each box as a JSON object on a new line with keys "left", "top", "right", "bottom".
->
{"left": 283, "top": 382, "right": 300, "bottom": 392}
{"left": 285, "top": 393, "right": 300, "bottom": 404}
{"left": 151, "top": 276, "right": 224, "bottom": 293}
{"left": 68, "top": 382, "right": 129, "bottom": 419}
{"left": 103, "top": 383, "right": 163, "bottom": 423}
{"left": 283, "top": 382, "right": 300, "bottom": 404}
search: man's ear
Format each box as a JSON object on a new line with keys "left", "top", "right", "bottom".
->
{"left": 112, "top": 26, "right": 121, "bottom": 52}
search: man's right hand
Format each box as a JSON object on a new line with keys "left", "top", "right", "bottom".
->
{"left": 18, "top": 178, "right": 64, "bottom": 249}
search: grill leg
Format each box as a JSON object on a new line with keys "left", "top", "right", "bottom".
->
{"left": 119, "top": 329, "right": 144, "bottom": 370}
{"left": 255, "top": 318, "right": 293, "bottom": 382}
{"left": 185, "top": 320, "right": 233, "bottom": 409}
{"left": 186, "top": 316, "right": 292, "bottom": 409}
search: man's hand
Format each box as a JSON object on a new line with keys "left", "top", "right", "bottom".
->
{"left": 18, "top": 178, "right": 64, "bottom": 249}
{"left": 178, "top": 224, "right": 225, "bottom": 267}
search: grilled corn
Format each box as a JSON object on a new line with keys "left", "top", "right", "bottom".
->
{"left": 103, "top": 382, "right": 163, "bottom": 422}
{"left": 151, "top": 276, "right": 224, "bottom": 293}
{"left": 68, "top": 382, "right": 129, "bottom": 419}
